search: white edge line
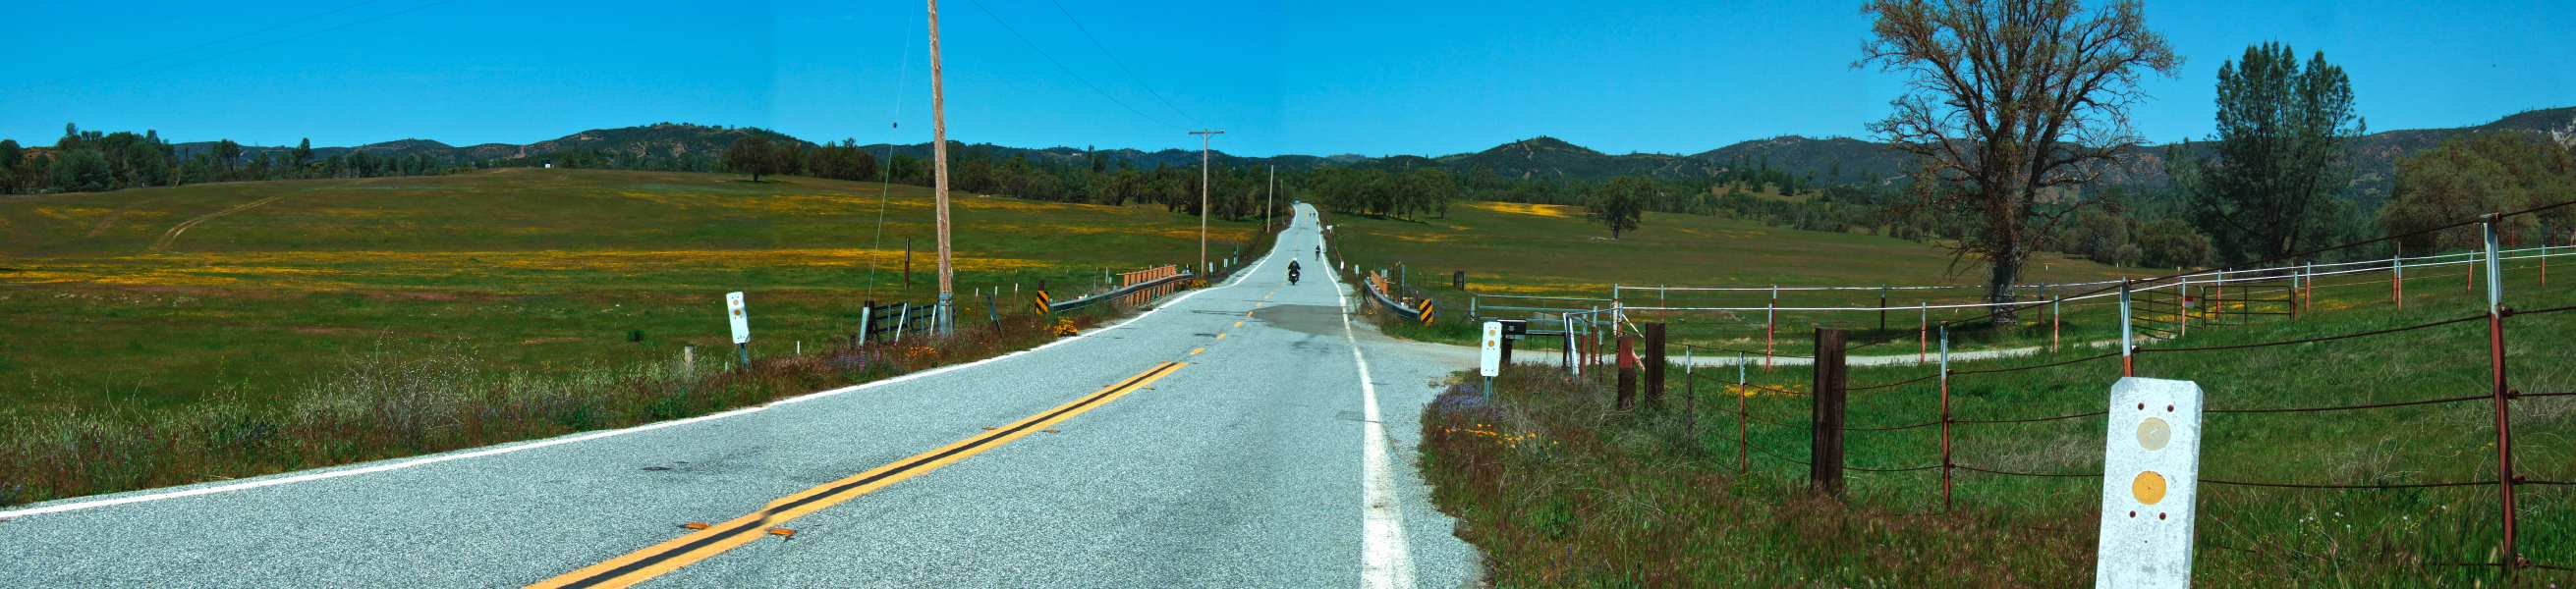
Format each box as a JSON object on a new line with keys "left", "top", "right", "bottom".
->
{"left": 1, "top": 258, "right": 1247, "bottom": 519}
{"left": 1327, "top": 206, "right": 1416, "bottom": 589}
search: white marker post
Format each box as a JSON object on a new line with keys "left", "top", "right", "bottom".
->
{"left": 725, "top": 292, "right": 751, "bottom": 369}
{"left": 1479, "top": 321, "right": 1503, "bottom": 399}
{"left": 2096, "top": 377, "right": 2206, "bottom": 588}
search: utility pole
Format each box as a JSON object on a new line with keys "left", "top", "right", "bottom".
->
{"left": 927, "top": 0, "right": 955, "bottom": 334}
{"left": 1264, "top": 164, "right": 1274, "bottom": 233}
{"left": 1191, "top": 130, "right": 1224, "bottom": 274}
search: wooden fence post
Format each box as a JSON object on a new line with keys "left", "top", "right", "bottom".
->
{"left": 1616, "top": 334, "right": 1638, "bottom": 409}
{"left": 1810, "top": 327, "right": 1848, "bottom": 496}
{"left": 1643, "top": 323, "right": 1667, "bottom": 406}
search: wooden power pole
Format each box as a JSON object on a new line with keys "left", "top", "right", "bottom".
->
{"left": 1264, "top": 164, "right": 1274, "bottom": 233}
{"left": 1191, "top": 130, "right": 1224, "bottom": 275}
{"left": 927, "top": 0, "right": 955, "bottom": 333}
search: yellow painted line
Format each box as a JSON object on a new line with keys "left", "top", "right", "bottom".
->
{"left": 523, "top": 362, "right": 1188, "bottom": 589}
{"left": 1234, "top": 321, "right": 1243, "bottom": 327}
{"left": 1191, "top": 348, "right": 1205, "bottom": 354}
{"left": 1246, "top": 310, "right": 1255, "bottom": 317}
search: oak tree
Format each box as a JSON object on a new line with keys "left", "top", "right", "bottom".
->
{"left": 1860, "top": 0, "right": 2180, "bottom": 329}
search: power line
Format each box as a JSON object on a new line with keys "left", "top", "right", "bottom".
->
{"left": 0, "top": 0, "right": 462, "bottom": 104}
{"left": 868, "top": 9, "right": 924, "bottom": 300}
{"left": 0, "top": 0, "right": 389, "bottom": 100}
{"left": 961, "top": 0, "right": 1183, "bottom": 131}
{"left": 1043, "top": 0, "right": 1203, "bottom": 127}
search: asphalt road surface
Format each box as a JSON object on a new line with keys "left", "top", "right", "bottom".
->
{"left": 0, "top": 203, "right": 1483, "bottom": 588}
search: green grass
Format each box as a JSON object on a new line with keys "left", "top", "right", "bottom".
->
{"left": 1324, "top": 202, "right": 2168, "bottom": 352}
{"left": 1417, "top": 256, "right": 2576, "bottom": 587}
{"left": 0, "top": 168, "right": 1272, "bottom": 506}
{"left": 1, "top": 168, "right": 1269, "bottom": 413}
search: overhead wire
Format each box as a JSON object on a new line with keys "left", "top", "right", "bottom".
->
{"left": 868, "top": 9, "right": 924, "bottom": 300}
{"left": 1043, "top": 0, "right": 1204, "bottom": 127}
{"left": 961, "top": 0, "right": 1185, "bottom": 130}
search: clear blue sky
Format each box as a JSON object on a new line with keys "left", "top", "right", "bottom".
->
{"left": 2, "top": 0, "right": 2565, "bottom": 157}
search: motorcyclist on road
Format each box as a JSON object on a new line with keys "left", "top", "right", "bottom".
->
{"left": 1287, "top": 260, "right": 1303, "bottom": 286}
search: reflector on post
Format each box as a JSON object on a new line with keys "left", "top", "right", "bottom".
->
{"left": 2096, "top": 377, "right": 2204, "bottom": 588}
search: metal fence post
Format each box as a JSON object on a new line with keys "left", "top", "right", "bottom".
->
{"left": 1939, "top": 326, "right": 1952, "bottom": 512}
{"left": 1918, "top": 301, "right": 1929, "bottom": 364}
{"left": 1765, "top": 288, "right": 1777, "bottom": 371}
{"left": 1564, "top": 313, "right": 1580, "bottom": 377}
{"left": 1684, "top": 347, "right": 1696, "bottom": 454}
{"left": 1810, "top": 328, "right": 1848, "bottom": 496}
{"left": 2120, "top": 279, "right": 2135, "bottom": 377}
{"left": 1737, "top": 351, "right": 1748, "bottom": 476}
{"left": 2051, "top": 295, "right": 2063, "bottom": 353}
{"left": 2393, "top": 255, "right": 2405, "bottom": 308}
{"left": 2484, "top": 217, "right": 2521, "bottom": 569}
{"left": 1879, "top": 285, "right": 1888, "bottom": 333}
{"left": 858, "top": 301, "right": 875, "bottom": 346}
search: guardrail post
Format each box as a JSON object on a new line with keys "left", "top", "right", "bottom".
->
{"left": 1810, "top": 327, "right": 1848, "bottom": 496}
{"left": 2484, "top": 216, "right": 2521, "bottom": 570}
{"left": 1643, "top": 323, "right": 1667, "bottom": 406}
{"left": 1616, "top": 334, "right": 1638, "bottom": 409}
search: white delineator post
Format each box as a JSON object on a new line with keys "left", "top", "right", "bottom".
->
{"left": 2096, "top": 377, "right": 2205, "bottom": 589}
{"left": 726, "top": 292, "right": 751, "bottom": 367}
{"left": 1479, "top": 321, "right": 1502, "bottom": 399}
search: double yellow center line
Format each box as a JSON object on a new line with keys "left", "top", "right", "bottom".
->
{"left": 525, "top": 361, "right": 1188, "bottom": 589}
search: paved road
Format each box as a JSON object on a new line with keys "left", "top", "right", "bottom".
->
{"left": 0, "top": 203, "right": 1482, "bottom": 588}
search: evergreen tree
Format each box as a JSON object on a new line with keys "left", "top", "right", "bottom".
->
{"left": 2176, "top": 43, "right": 2364, "bottom": 264}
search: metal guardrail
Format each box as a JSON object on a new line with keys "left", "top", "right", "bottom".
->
{"left": 1361, "top": 273, "right": 1438, "bottom": 325}
{"left": 1043, "top": 271, "right": 1197, "bottom": 313}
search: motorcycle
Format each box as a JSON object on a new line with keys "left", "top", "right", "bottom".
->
{"left": 1288, "top": 265, "right": 1302, "bottom": 286}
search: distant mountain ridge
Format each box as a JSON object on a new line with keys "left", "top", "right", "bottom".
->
{"left": 152, "top": 106, "right": 2574, "bottom": 201}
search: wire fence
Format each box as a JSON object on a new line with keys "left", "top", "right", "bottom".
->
{"left": 1574, "top": 204, "right": 2576, "bottom": 574}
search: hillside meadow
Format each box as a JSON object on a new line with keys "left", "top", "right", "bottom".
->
{"left": 1327, "top": 201, "right": 2154, "bottom": 350}
{"left": 0, "top": 168, "right": 1265, "bottom": 414}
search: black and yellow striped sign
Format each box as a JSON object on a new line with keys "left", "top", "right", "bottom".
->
{"left": 1418, "top": 299, "right": 1437, "bottom": 325}
{"left": 1033, "top": 291, "right": 1052, "bottom": 314}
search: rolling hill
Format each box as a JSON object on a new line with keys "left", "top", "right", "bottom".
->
{"left": 118, "top": 105, "right": 2576, "bottom": 204}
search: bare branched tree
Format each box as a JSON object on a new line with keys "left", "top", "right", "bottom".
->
{"left": 1860, "top": 0, "right": 2180, "bottom": 330}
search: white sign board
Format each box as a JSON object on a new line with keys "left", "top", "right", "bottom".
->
{"left": 1479, "top": 321, "right": 1503, "bottom": 377}
{"left": 2096, "top": 377, "right": 2205, "bottom": 589}
{"left": 725, "top": 292, "right": 751, "bottom": 345}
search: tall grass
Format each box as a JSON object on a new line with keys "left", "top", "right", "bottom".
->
{"left": 1418, "top": 268, "right": 2576, "bottom": 587}
{"left": 0, "top": 309, "right": 1113, "bottom": 508}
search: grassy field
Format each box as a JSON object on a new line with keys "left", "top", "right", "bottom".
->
{"left": 0, "top": 169, "right": 1266, "bottom": 413}
{"left": 1416, "top": 250, "right": 2576, "bottom": 587}
{"left": 1323, "top": 201, "right": 2154, "bottom": 350}
{"left": 0, "top": 169, "right": 1269, "bottom": 506}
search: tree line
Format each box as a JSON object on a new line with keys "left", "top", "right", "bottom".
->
{"left": 0, "top": 125, "right": 457, "bottom": 194}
